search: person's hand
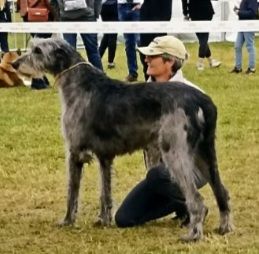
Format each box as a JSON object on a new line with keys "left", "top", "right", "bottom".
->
{"left": 184, "top": 15, "right": 189, "bottom": 21}
{"left": 132, "top": 4, "right": 141, "bottom": 11}
{"left": 233, "top": 6, "right": 239, "bottom": 15}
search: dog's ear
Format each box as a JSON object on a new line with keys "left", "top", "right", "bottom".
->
{"left": 17, "top": 48, "right": 22, "bottom": 56}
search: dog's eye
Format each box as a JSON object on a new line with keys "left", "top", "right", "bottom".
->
{"left": 33, "top": 46, "right": 42, "bottom": 55}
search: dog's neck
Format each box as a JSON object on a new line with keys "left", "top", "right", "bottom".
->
{"left": 54, "top": 62, "right": 91, "bottom": 86}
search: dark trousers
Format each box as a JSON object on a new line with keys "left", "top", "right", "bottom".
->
{"left": 196, "top": 32, "right": 211, "bottom": 58}
{"left": 118, "top": 3, "right": 140, "bottom": 77}
{"left": 64, "top": 33, "right": 103, "bottom": 71}
{"left": 99, "top": 4, "right": 118, "bottom": 64}
{"left": 0, "top": 32, "right": 9, "bottom": 52}
{"left": 115, "top": 165, "right": 188, "bottom": 228}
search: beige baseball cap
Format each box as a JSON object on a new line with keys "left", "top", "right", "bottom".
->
{"left": 137, "top": 35, "right": 188, "bottom": 60}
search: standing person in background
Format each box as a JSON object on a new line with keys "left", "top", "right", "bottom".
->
{"left": 54, "top": 0, "right": 103, "bottom": 71}
{"left": 181, "top": 0, "right": 221, "bottom": 71}
{"left": 230, "top": 0, "right": 257, "bottom": 74}
{"left": 117, "top": 0, "right": 143, "bottom": 82}
{"left": 0, "top": 0, "right": 11, "bottom": 54}
{"left": 139, "top": 0, "right": 172, "bottom": 80}
{"left": 17, "top": 0, "right": 53, "bottom": 89}
{"left": 99, "top": 0, "right": 118, "bottom": 69}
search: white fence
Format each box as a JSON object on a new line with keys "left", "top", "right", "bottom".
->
{"left": 1, "top": 0, "right": 259, "bottom": 50}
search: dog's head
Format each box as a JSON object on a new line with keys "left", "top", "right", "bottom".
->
{"left": 12, "top": 38, "right": 79, "bottom": 78}
{"left": 0, "top": 50, "right": 21, "bottom": 73}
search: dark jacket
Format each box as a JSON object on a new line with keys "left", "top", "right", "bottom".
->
{"left": 238, "top": 0, "right": 257, "bottom": 20}
{"left": 181, "top": 0, "right": 215, "bottom": 21}
{"left": 0, "top": 1, "right": 11, "bottom": 22}
{"left": 140, "top": 0, "right": 172, "bottom": 21}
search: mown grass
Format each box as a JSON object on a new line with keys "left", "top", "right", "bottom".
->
{"left": 0, "top": 37, "right": 259, "bottom": 254}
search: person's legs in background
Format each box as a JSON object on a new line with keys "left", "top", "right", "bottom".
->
{"left": 63, "top": 33, "right": 77, "bottom": 48}
{"left": 196, "top": 32, "right": 209, "bottom": 71}
{"left": 107, "top": 33, "right": 117, "bottom": 68}
{"left": 118, "top": 3, "right": 139, "bottom": 82}
{"left": 244, "top": 31, "right": 256, "bottom": 74}
{"left": 0, "top": 32, "right": 9, "bottom": 53}
{"left": 99, "top": 3, "right": 118, "bottom": 69}
{"left": 81, "top": 33, "right": 103, "bottom": 71}
{"left": 231, "top": 32, "right": 244, "bottom": 73}
{"left": 196, "top": 32, "right": 221, "bottom": 71}
{"left": 99, "top": 34, "right": 109, "bottom": 59}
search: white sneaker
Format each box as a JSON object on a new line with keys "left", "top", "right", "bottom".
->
{"left": 210, "top": 59, "right": 221, "bottom": 68}
{"left": 196, "top": 62, "right": 204, "bottom": 71}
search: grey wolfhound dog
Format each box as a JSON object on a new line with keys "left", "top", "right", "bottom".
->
{"left": 12, "top": 38, "right": 233, "bottom": 241}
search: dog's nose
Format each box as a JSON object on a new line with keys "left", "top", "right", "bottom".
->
{"left": 11, "top": 60, "right": 20, "bottom": 70}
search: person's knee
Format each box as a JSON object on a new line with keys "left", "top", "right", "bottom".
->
{"left": 114, "top": 210, "right": 133, "bottom": 228}
{"left": 146, "top": 164, "right": 169, "bottom": 180}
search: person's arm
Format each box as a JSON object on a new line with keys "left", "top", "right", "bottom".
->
{"left": 238, "top": 0, "right": 257, "bottom": 19}
{"left": 94, "top": 0, "right": 102, "bottom": 19}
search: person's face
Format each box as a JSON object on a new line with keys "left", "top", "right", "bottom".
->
{"left": 145, "top": 55, "right": 174, "bottom": 81}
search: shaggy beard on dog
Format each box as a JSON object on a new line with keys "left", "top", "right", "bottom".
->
{"left": 12, "top": 38, "right": 233, "bottom": 241}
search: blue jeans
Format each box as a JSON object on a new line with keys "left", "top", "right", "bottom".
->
{"left": 63, "top": 33, "right": 103, "bottom": 71}
{"left": 118, "top": 3, "right": 140, "bottom": 77}
{"left": 235, "top": 32, "right": 256, "bottom": 69}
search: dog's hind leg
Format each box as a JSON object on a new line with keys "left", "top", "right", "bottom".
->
{"left": 198, "top": 140, "right": 234, "bottom": 235}
{"left": 160, "top": 109, "right": 207, "bottom": 241}
{"left": 96, "top": 157, "right": 113, "bottom": 226}
{"left": 60, "top": 151, "right": 83, "bottom": 226}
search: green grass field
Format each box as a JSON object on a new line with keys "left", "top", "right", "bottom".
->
{"left": 0, "top": 37, "right": 258, "bottom": 254}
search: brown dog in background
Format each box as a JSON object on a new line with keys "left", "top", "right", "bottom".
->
{"left": 0, "top": 50, "right": 25, "bottom": 88}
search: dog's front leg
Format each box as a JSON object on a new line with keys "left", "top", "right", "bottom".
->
{"left": 60, "top": 151, "right": 83, "bottom": 226}
{"left": 95, "top": 157, "right": 113, "bottom": 226}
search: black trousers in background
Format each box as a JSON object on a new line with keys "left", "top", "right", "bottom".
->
{"left": 99, "top": 4, "right": 118, "bottom": 64}
{"left": 115, "top": 165, "right": 188, "bottom": 228}
{"left": 195, "top": 32, "right": 211, "bottom": 59}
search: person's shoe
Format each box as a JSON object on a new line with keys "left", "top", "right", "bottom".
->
{"left": 210, "top": 59, "right": 221, "bottom": 68}
{"left": 245, "top": 68, "right": 256, "bottom": 74}
{"left": 31, "top": 78, "right": 49, "bottom": 90}
{"left": 196, "top": 62, "right": 204, "bottom": 71}
{"left": 230, "top": 67, "right": 242, "bottom": 73}
{"left": 107, "top": 62, "right": 115, "bottom": 69}
{"left": 125, "top": 74, "right": 138, "bottom": 82}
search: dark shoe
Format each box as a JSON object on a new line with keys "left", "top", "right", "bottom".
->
{"left": 125, "top": 74, "right": 138, "bottom": 82}
{"left": 230, "top": 67, "right": 242, "bottom": 73}
{"left": 43, "top": 75, "right": 50, "bottom": 86}
{"left": 107, "top": 62, "right": 115, "bottom": 69}
{"left": 31, "top": 78, "right": 49, "bottom": 90}
{"left": 245, "top": 68, "right": 256, "bottom": 74}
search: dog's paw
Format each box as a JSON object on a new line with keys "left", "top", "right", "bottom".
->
{"left": 57, "top": 219, "right": 74, "bottom": 227}
{"left": 218, "top": 222, "right": 234, "bottom": 235}
{"left": 93, "top": 217, "right": 112, "bottom": 227}
{"left": 180, "top": 224, "right": 203, "bottom": 242}
{"left": 218, "top": 211, "right": 234, "bottom": 235}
